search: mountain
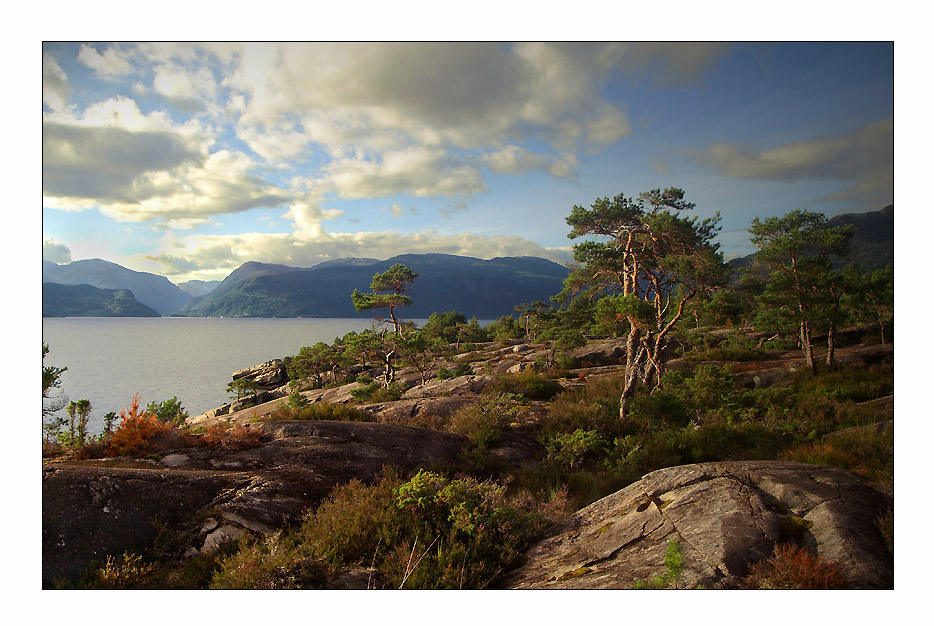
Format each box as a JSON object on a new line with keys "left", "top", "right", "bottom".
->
{"left": 43, "top": 283, "right": 161, "bottom": 317}
{"left": 173, "top": 254, "right": 571, "bottom": 318}
{"left": 728, "top": 205, "right": 894, "bottom": 275}
{"left": 177, "top": 279, "right": 222, "bottom": 298}
{"left": 42, "top": 259, "right": 192, "bottom": 316}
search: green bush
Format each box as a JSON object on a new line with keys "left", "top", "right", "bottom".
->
{"left": 262, "top": 401, "right": 373, "bottom": 422}
{"left": 350, "top": 382, "right": 405, "bottom": 403}
{"left": 212, "top": 469, "right": 549, "bottom": 589}
{"left": 448, "top": 393, "right": 526, "bottom": 448}
{"left": 491, "top": 371, "right": 564, "bottom": 400}
{"left": 546, "top": 429, "right": 607, "bottom": 470}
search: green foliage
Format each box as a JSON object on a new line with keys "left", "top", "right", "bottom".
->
{"left": 436, "top": 363, "right": 474, "bottom": 380}
{"left": 263, "top": 401, "right": 374, "bottom": 423}
{"left": 211, "top": 534, "right": 328, "bottom": 589}
{"left": 212, "top": 469, "right": 549, "bottom": 589}
{"left": 490, "top": 371, "right": 564, "bottom": 400}
{"left": 288, "top": 342, "right": 346, "bottom": 385}
{"left": 350, "top": 381, "right": 405, "bottom": 403}
{"left": 226, "top": 378, "right": 262, "bottom": 402}
{"left": 145, "top": 396, "right": 189, "bottom": 427}
{"left": 486, "top": 315, "right": 524, "bottom": 342}
{"left": 86, "top": 552, "right": 157, "bottom": 589}
{"left": 43, "top": 343, "right": 69, "bottom": 444}
{"left": 633, "top": 539, "right": 685, "bottom": 589}
{"left": 63, "top": 399, "right": 92, "bottom": 447}
{"left": 546, "top": 429, "right": 607, "bottom": 469}
{"left": 448, "top": 393, "right": 526, "bottom": 448}
{"left": 351, "top": 263, "right": 418, "bottom": 334}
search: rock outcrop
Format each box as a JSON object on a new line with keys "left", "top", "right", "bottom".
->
{"left": 500, "top": 460, "right": 892, "bottom": 589}
{"left": 42, "top": 420, "right": 465, "bottom": 586}
{"left": 231, "top": 359, "right": 288, "bottom": 387}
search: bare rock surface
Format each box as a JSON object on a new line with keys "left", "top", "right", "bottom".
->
{"left": 500, "top": 460, "right": 892, "bottom": 589}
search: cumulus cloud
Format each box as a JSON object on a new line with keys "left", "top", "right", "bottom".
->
{"left": 693, "top": 119, "right": 893, "bottom": 207}
{"left": 322, "top": 147, "right": 487, "bottom": 200}
{"left": 77, "top": 43, "right": 135, "bottom": 78}
{"left": 482, "top": 145, "right": 579, "bottom": 180}
{"left": 43, "top": 238, "right": 73, "bottom": 264}
{"left": 42, "top": 53, "right": 70, "bottom": 112}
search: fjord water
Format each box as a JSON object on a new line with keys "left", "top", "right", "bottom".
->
{"left": 42, "top": 317, "right": 380, "bottom": 434}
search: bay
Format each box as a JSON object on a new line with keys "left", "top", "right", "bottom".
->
{"left": 42, "top": 317, "right": 388, "bottom": 434}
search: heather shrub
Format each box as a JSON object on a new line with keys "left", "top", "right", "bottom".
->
{"left": 742, "top": 544, "right": 847, "bottom": 589}
{"left": 264, "top": 401, "right": 373, "bottom": 422}
{"left": 211, "top": 534, "right": 328, "bottom": 589}
{"left": 490, "top": 371, "right": 563, "bottom": 400}
{"left": 448, "top": 393, "right": 526, "bottom": 448}
{"left": 196, "top": 423, "right": 266, "bottom": 450}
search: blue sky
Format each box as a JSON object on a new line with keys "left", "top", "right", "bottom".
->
{"left": 42, "top": 41, "right": 893, "bottom": 283}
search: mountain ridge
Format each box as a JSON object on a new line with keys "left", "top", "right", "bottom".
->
{"left": 173, "top": 253, "right": 571, "bottom": 319}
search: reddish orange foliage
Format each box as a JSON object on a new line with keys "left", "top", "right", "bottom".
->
{"left": 197, "top": 423, "right": 265, "bottom": 450}
{"left": 743, "top": 543, "right": 847, "bottom": 589}
{"left": 105, "top": 394, "right": 187, "bottom": 457}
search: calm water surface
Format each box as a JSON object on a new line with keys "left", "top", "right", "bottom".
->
{"left": 42, "top": 317, "right": 383, "bottom": 433}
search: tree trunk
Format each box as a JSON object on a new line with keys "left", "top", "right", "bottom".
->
{"left": 619, "top": 326, "right": 644, "bottom": 420}
{"left": 800, "top": 320, "right": 815, "bottom": 375}
{"left": 878, "top": 310, "right": 886, "bottom": 346}
{"left": 826, "top": 320, "right": 836, "bottom": 367}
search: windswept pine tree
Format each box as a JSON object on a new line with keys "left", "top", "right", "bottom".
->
{"left": 564, "top": 188, "right": 728, "bottom": 419}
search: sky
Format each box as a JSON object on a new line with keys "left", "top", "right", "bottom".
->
{"left": 41, "top": 40, "right": 893, "bottom": 284}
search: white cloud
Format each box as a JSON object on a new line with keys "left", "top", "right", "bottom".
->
{"left": 482, "top": 145, "right": 579, "bottom": 180}
{"left": 43, "top": 238, "right": 72, "bottom": 264}
{"left": 76, "top": 43, "right": 135, "bottom": 78}
{"left": 42, "top": 53, "right": 70, "bottom": 112}
{"left": 322, "top": 147, "right": 488, "bottom": 200}
{"left": 141, "top": 227, "right": 573, "bottom": 283}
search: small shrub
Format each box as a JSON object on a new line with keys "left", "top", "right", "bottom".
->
{"left": 106, "top": 395, "right": 189, "bottom": 457}
{"left": 742, "top": 544, "right": 847, "bottom": 589}
{"left": 263, "top": 402, "right": 373, "bottom": 422}
{"left": 211, "top": 534, "right": 328, "bottom": 589}
{"left": 546, "top": 429, "right": 607, "bottom": 470}
{"left": 146, "top": 396, "right": 189, "bottom": 426}
{"left": 491, "top": 371, "right": 564, "bottom": 400}
{"left": 197, "top": 423, "right": 266, "bottom": 451}
{"left": 448, "top": 393, "right": 525, "bottom": 448}
{"left": 87, "top": 552, "right": 156, "bottom": 589}
{"left": 436, "top": 363, "right": 474, "bottom": 380}
{"left": 633, "top": 539, "right": 684, "bottom": 589}
{"left": 351, "top": 382, "right": 405, "bottom": 403}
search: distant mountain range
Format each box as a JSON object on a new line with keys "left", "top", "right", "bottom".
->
{"left": 41, "top": 206, "right": 893, "bottom": 318}
{"left": 177, "top": 279, "right": 222, "bottom": 298}
{"left": 173, "top": 254, "right": 572, "bottom": 319}
{"left": 43, "top": 283, "right": 161, "bottom": 317}
{"left": 728, "top": 205, "right": 893, "bottom": 275}
{"left": 43, "top": 258, "right": 192, "bottom": 316}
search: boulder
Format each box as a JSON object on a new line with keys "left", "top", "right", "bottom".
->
{"left": 402, "top": 375, "right": 495, "bottom": 399}
{"left": 500, "top": 460, "right": 892, "bottom": 589}
{"left": 231, "top": 359, "right": 288, "bottom": 388}
{"left": 570, "top": 338, "right": 628, "bottom": 366}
